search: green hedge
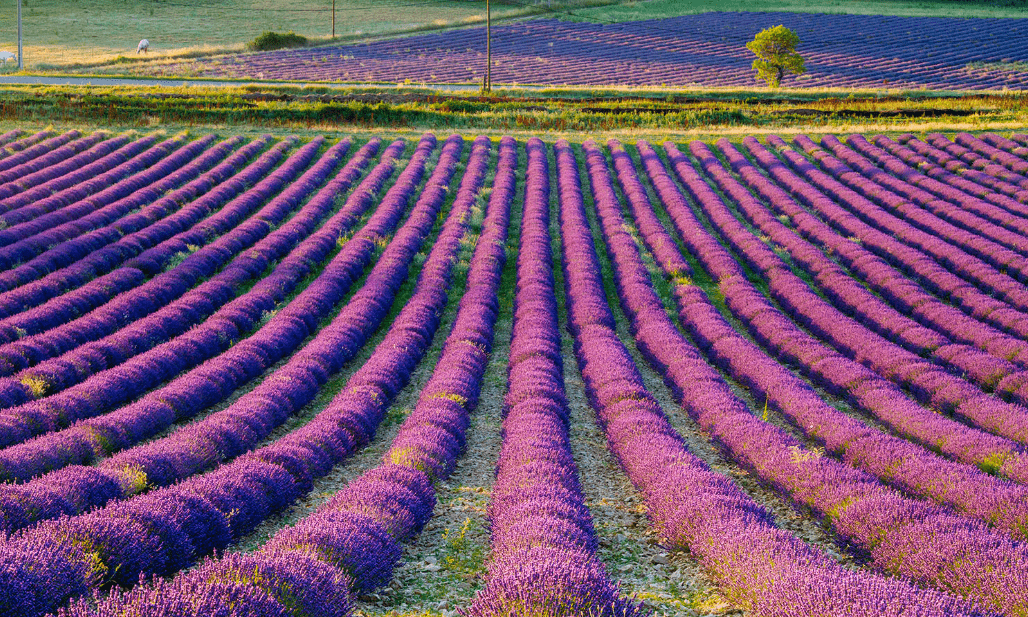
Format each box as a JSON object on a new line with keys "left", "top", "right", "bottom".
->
{"left": 247, "top": 31, "right": 308, "bottom": 52}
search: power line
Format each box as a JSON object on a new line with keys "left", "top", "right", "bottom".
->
{"left": 127, "top": 0, "right": 446, "bottom": 13}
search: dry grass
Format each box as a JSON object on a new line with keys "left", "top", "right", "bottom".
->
{"left": 0, "top": 116, "right": 1024, "bottom": 151}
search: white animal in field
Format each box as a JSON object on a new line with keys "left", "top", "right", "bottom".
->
{"left": 137, "top": 39, "right": 149, "bottom": 54}
{"left": 0, "top": 52, "right": 16, "bottom": 63}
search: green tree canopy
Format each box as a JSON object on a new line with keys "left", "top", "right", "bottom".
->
{"left": 746, "top": 25, "right": 805, "bottom": 88}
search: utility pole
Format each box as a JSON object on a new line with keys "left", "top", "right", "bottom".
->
{"left": 17, "top": 0, "right": 22, "bottom": 70}
{"left": 332, "top": 0, "right": 336, "bottom": 38}
{"left": 484, "top": 0, "right": 491, "bottom": 92}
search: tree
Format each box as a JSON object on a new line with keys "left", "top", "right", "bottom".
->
{"left": 746, "top": 25, "right": 805, "bottom": 88}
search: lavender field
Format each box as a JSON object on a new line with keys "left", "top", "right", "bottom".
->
{"left": 151, "top": 12, "right": 1028, "bottom": 90}
{"left": 2, "top": 126, "right": 1028, "bottom": 616}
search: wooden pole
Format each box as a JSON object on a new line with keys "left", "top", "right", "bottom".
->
{"left": 17, "top": 0, "right": 22, "bottom": 69}
{"left": 332, "top": 0, "right": 336, "bottom": 38}
{"left": 485, "top": 0, "right": 491, "bottom": 92}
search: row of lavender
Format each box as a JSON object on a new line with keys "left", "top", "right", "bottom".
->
{"left": 62, "top": 135, "right": 521, "bottom": 617}
{"left": 0, "top": 129, "right": 421, "bottom": 610}
{"left": 569, "top": 136, "right": 1003, "bottom": 615}
{"left": 161, "top": 13, "right": 1028, "bottom": 89}
{"left": 2, "top": 127, "right": 1028, "bottom": 615}
{"left": 624, "top": 129, "right": 1028, "bottom": 614}
{"left": 0, "top": 131, "right": 463, "bottom": 614}
{"left": 18, "top": 130, "right": 634, "bottom": 617}
{"left": 470, "top": 130, "right": 1028, "bottom": 614}
{"left": 2, "top": 131, "right": 623, "bottom": 616}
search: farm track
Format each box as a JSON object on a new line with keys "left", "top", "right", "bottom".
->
{"left": 0, "top": 75, "right": 489, "bottom": 91}
{"left": 2, "top": 128, "right": 1028, "bottom": 616}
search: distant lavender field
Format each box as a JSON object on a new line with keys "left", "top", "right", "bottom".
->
{"left": 172, "top": 12, "right": 1028, "bottom": 89}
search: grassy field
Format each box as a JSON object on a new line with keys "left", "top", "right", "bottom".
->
{"left": 0, "top": 0, "right": 1023, "bottom": 71}
{"left": 0, "top": 0, "right": 620, "bottom": 68}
